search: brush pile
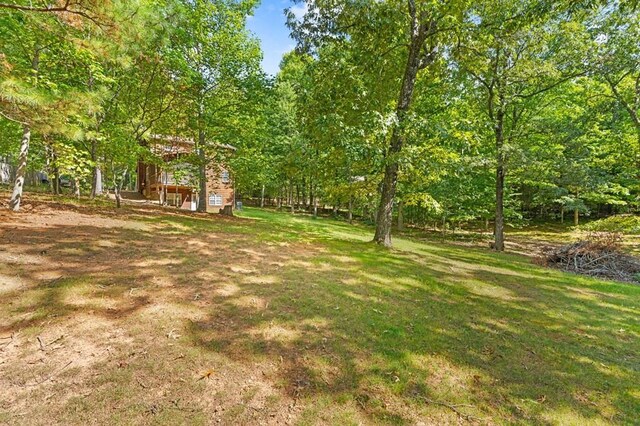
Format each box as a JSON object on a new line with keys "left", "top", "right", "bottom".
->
{"left": 544, "top": 232, "right": 640, "bottom": 284}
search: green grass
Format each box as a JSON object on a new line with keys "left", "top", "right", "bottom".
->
{"left": 1, "top": 198, "right": 639, "bottom": 424}
{"left": 197, "top": 207, "right": 640, "bottom": 423}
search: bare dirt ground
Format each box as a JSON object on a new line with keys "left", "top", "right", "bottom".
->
{"left": 0, "top": 200, "right": 313, "bottom": 425}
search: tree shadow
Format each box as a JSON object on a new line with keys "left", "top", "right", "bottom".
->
{"left": 0, "top": 206, "right": 638, "bottom": 424}
{"left": 184, "top": 238, "right": 640, "bottom": 423}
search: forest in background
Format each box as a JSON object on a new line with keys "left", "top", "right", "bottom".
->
{"left": 1, "top": 0, "right": 640, "bottom": 250}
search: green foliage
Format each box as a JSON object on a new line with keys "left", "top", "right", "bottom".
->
{"left": 239, "top": 0, "right": 640, "bottom": 238}
{"left": 582, "top": 215, "right": 640, "bottom": 234}
{"left": 0, "top": 0, "right": 264, "bottom": 202}
{"left": 2, "top": 0, "right": 640, "bottom": 243}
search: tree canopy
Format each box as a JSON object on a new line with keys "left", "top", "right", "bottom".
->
{"left": 1, "top": 0, "right": 639, "bottom": 250}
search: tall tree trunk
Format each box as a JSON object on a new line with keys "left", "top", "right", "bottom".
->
{"left": 89, "top": 164, "right": 103, "bottom": 198}
{"left": 313, "top": 194, "right": 318, "bottom": 218}
{"left": 95, "top": 167, "right": 102, "bottom": 195}
{"left": 397, "top": 200, "right": 404, "bottom": 231}
{"left": 348, "top": 195, "right": 353, "bottom": 224}
{"left": 87, "top": 68, "right": 103, "bottom": 199}
{"left": 260, "top": 184, "right": 265, "bottom": 208}
{"left": 52, "top": 152, "right": 60, "bottom": 196}
{"left": 574, "top": 208, "right": 579, "bottom": 226}
{"left": 9, "top": 49, "right": 39, "bottom": 211}
{"left": 560, "top": 205, "right": 564, "bottom": 224}
{"left": 373, "top": 8, "right": 432, "bottom": 247}
{"left": 114, "top": 171, "right": 122, "bottom": 208}
{"left": 90, "top": 140, "right": 98, "bottom": 198}
{"left": 74, "top": 177, "right": 81, "bottom": 199}
{"left": 196, "top": 97, "right": 208, "bottom": 212}
{"left": 290, "top": 183, "right": 294, "bottom": 213}
{"left": 45, "top": 141, "right": 54, "bottom": 194}
{"left": 302, "top": 177, "right": 307, "bottom": 208}
{"left": 114, "top": 168, "right": 127, "bottom": 209}
{"left": 494, "top": 106, "right": 506, "bottom": 252}
{"left": 8, "top": 125, "right": 31, "bottom": 211}
{"left": 197, "top": 127, "right": 207, "bottom": 212}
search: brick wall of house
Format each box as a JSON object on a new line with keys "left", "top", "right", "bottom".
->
{"left": 205, "top": 165, "right": 234, "bottom": 213}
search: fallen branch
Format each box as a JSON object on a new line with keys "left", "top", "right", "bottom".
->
{"left": 0, "top": 333, "right": 14, "bottom": 348}
{"left": 24, "top": 360, "right": 73, "bottom": 387}
{"left": 544, "top": 233, "right": 640, "bottom": 284}
{"left": 418, "top": 396, "right": 483, "bottom": 422}
{"left": 49, "top": 335, "right": 64, "bottom": 345}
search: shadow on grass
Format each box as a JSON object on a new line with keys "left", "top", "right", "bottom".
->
{"left": 0, "top": 206, "right": 638, "bottom": 424}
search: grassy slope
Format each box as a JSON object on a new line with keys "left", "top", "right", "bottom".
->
{"left": 0, "top": 200, "right": 639, "bottom": 425}
{"left": 236, "top": 209, "right": 640, "bottom": 424}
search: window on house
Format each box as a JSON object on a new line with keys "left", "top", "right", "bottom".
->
{"left": 208, "top": 193, "right": 223, "bottom": 206}
{"left": 221, "top": 170, "right": 230, "bottom": 184}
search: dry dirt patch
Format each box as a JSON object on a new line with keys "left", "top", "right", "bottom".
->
{"left": 0, "top": 203, "right": 322, "bottom": 425}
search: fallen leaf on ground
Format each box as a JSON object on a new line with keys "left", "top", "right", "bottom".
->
{"left": 197, "top": 369, "right": 215, "bottom": 381}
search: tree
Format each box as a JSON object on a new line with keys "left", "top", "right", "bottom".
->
{"left": 590, "top": 5, "right": 640, "bottom": 165}
{"left": 1, "top": 0, "right": 170, "bottom": 209}
{"left": 289, "top": 0, "right": 468, "bottom": 246}
{"left": 454, "top": 1, "right": 586, "bottom": 250}
{"left": 0, "top": 9, "right": 87, "bottom": 209}
{"left": 171, "top": 0, "right": 261, "bottom": 212}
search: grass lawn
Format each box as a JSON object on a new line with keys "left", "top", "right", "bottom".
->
{"left": 397, "top": 219, "right": 640, "bottom": 258}
{"left": 0, "top": 195, "right": 638, "bottom": 425}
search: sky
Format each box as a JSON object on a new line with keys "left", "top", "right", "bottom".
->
{"left": 247, "top": 0, "right": 307, "bottom": 76}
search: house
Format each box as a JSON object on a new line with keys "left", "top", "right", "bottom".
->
{"left": 136, "top": 135, "right": 235, "bottom": 213}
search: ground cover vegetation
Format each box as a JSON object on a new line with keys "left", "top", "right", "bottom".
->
{"left": 0, "top": 196, "right": 638, "bottom": 424}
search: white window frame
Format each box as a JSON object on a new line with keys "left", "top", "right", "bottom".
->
{"left": 208, "top": 193, "right": 223, "bottom": 206}
{"left": 221, "top": 170, "right": 230, "bottom": 184}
